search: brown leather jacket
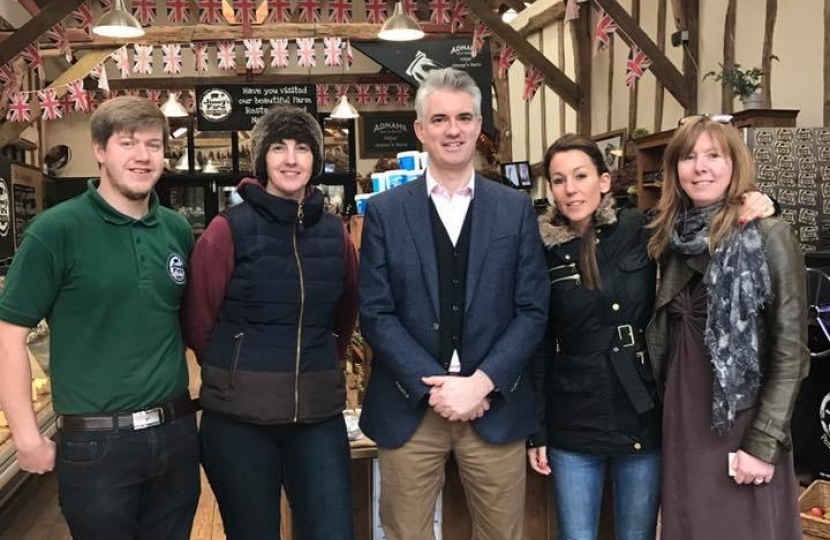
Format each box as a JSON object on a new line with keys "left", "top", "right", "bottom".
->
{"left": 646, "top": 217, "right": 809, "bottom": 463}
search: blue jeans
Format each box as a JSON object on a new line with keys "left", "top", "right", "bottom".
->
{"left": 548, "top": 446, "right": 661, "bottom": 540}
{"left": 200, "top": 411, "right": 354, "bottom": 540}
{"left": 56, "top": 414, "right": 200, "bottom": 540}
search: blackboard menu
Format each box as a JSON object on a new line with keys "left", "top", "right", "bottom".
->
{"left": 196, "top": 84, "right": 317, "bottom": 131}
{"left": 360, "top": 112, "right": 419, "bottom": 158}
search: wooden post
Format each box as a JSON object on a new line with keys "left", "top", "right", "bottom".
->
{"left": 761, "top": 0, "right": 778, "bottom": 108}
{"left": 628, "top": 0, "right": 641, "bottom": 135}
{"left": 722, "top": 0, "right": 736, "bottom": 113}
{"left": 654, "top": 0, "right": 666, "bottom": 132}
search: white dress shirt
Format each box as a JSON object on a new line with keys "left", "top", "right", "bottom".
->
{"left": 425, "top": 169, "right": 476, "bottom": 372}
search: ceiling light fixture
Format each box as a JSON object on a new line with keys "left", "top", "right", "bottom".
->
{"left": 378, "top": 2, "right": 425, "bottom": 41}
{"left": 330, "top": 95, "right": 360, "bottom": 119}
{"left": 501, "top": 8, "right": 518, "bottom": 23}
{"left": 92, "top": 0, "right": 145, "bottom": 39}
{"left": 160, "top": 93, "right": 189, "bottom": 118}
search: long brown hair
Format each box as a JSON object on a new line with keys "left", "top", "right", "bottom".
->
{"left": 543, "top": 134, "right": 611, "bottom": 289}
{"left": 647, "top": 119, "right": 757, "bottom": 260}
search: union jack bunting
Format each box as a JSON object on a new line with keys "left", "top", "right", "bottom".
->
{"left": 365, "top": 0, "right": 387, "bottom": 23}
{"left": 523, "top": 66, "right": 545, "bottom": 101}
{"left": 471, "top": 22, "right": 490, "bottom": 58}
{"left": 316, "top": 85, "right": 330, "bottom": 107}
{"left": 297, "top": 0, "right": 321, "bottom": 22}
{"left": 162, "top": 44, "right": 183, "bottom": 74}
{"left": 270, "top": 39, "right": 290, "bottom": 68}
{"left": 497, "top": 46, "right": 517, "bottom": 79}
{"left": 268, "top": 0, "right": 291, "bottom": 22}
{"left": 429, "top": 0, "right": 452, "bottom": 24}
{"left": 323, "top": 37, "right": 342, "bottom": 67}
{"left": 217, "top": 41, "right": 237, "bottom": 70}
{"left": 67, "top": 80, "right": 90, "bottom": 113}
{"left": 335, "top": 84, "right": 349, "bottom": 98}
{"left": 198, "top": 0, "right": 223, "bottom": 24}
{"left": 355, "top": 84, "right": 371, "bottom": 107}
{"left": 167, "top": 0, "right": 190, "bottom": 23}
{"left": 401, "top": 0, "right": 418, "bottom": 18}
{"left": 449, "top": 1, "right": 468, "bottom": 33}
{"left": 7, "top": 92, "right": 31, "bottom": 123}
{"left": 133, "top": 44, "right": 154, "bottom": 74}
{"left": 22, "top": 43, "right": 44, "bottom": 80}
{"left": 90, "top": 63, "right": 110, "bottom": 92}
{"left": 625, "top": 46, "right": 652, "bottom": 86}
{"left": 73, "top": 3, "right": 94, "bottom": 36}
{"left": 235, "top": 0, "right": 257, "bottom": 33}
{"left": 37, "top": 88, "right": 63, "bottom": 121}
{"left": 46, "top": 23, "right": 73, "bottom": 62}
{"left": 296, "top": 38, "right": 316, "bottom": 68}
{"left": 146, "top": 89, "right": 162, "bottom": 106}
{"left": 0, "top": 65, "right": 18, "bottom": 92}
{"left": 395, "top": 84, "right": 410, "bottom": 105}
{"left": 192, "top": 43, "right": 209, "bottom": 72}
{"left": 125, "top": 89, "right": 141, "bottom": 97}
{"left": 132, "top": 0, "right": 156, "bottom": 24}
{"left": 564, "top": 0, "right": 589, "bottom": 23}
{"left": 112, "top": 47, "right": 131, "bottom": 77}
{"left": 594, "top": 10, "right": 617, "bottom": 53}
{"left": 243, "top": 39, "right": 265, "bottom": 69}
{"left": 375, "top": 84, "right": 390, "bottom": 106}
{"left": 345, "top": 39, "right": 354, "bottom": 70}
{"left": 98, "top": 0, "right": 112, "bottom": 9}
{"left": 329, "top": 0, "right": 351, "bottom": 24}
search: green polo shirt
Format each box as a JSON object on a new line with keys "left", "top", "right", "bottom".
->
{"left": 0, "top": 179, "right": 194, "bottom": 415}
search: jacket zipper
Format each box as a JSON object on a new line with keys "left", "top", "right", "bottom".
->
{"left": 551, "top": 274, "right": 581, "bottom": 284}
{"left": 229, "top": 331, "right": 245, "bottom": 388}
{"left": 292, "top": 203, "right": 306, "bottom": 422}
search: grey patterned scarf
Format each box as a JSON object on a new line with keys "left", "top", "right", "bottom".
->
{"left": 670, "top": 203, "right": 772, "bottom": 434}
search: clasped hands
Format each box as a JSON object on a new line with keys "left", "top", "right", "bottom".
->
{"left": 422, "top": 370, "right": 494, "bottom": 422}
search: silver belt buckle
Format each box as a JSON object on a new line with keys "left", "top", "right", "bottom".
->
{"left": 132, "top": 407, "right": 163, "bottom": 430}
{"left": 617, "top": 324, "right": 636, "bottom": 348}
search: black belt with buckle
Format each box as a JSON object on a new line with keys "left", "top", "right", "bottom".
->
{"left": 557, "top": 325, "right": 646, "bottom": 355}
{"left": 58, "top": 395, "right": 200, "bottom": 432}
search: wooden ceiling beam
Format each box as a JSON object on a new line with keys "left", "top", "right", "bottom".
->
{"left": 67, "top": 22, "right": 469, "bottom": 48}
{"left": 519, "top": 2, "right": 565, "bottom": 38}
{"left": 0, "top": 48, "right": 117, "bottom": 150}
{"left": 106, "top": 72, "right": 405, "bottom": 90}
{"left": 463, "top": 0, "right": 580, "bottom": 108}
{"left": 593, "top": 0, "right": 689, "bottom": 108}
{"left": 0, "top": 0, "right": 87, "bottom": 66}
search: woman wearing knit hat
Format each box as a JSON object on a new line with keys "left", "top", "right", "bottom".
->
{"left": 182, "top": 106, "right": 359, "bottom": 540}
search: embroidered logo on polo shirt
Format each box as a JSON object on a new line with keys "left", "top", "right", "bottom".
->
{"left": 0, "top": 179, "right": 10, "bottom": 237}
{"left": 167, "top": 253, "right": 186, "bottom": 284}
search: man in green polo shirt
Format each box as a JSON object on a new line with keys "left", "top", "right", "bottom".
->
{"left": 0, "top": 96, "right": 199, "bottom": 540}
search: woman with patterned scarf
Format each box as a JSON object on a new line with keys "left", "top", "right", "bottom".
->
{"left": 646, "top": 117, "right": 808, "bottom": 540}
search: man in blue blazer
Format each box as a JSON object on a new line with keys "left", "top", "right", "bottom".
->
{"left": 359, "top": 68, "right": 549, "bottom": 540}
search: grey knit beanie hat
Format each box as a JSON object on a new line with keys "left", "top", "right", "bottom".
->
{"left": 250, "top": 106, "right": 324, "bottom": 184}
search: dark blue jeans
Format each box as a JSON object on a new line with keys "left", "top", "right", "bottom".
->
{"left": 200, "top": 411, "right": 354, "bottom": 540}
{"left": 56, "top": 414, "right": 200, "bottom": 540}
{"left": 548, "top": 446, "right": 661, "bottom": 540}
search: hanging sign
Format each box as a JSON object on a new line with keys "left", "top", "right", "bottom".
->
{"left": 195, "top": 84, "right": 317, "bottom": 131}
{"left": 352, "top": 39, "right": 494, "bottom": 136}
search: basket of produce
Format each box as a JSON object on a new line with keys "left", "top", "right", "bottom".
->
{"left": 800, "top": 480, "right": 830, "bottom": 538}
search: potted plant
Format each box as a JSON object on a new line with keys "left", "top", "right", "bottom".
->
{"left": 703, "top": 62, "right": 769, "bottom": 109}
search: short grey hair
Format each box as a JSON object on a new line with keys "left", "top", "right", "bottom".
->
{"left": 414, "top": 68, "right": 482, "bottom": 122}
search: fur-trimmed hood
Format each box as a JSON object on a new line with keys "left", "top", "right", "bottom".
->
{"left": 538, "top": 193, "right": 618, "bottom": 248}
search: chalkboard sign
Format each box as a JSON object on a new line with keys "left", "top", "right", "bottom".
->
{"left": 196, "top": 84, "right": 317, "bottom": 132}
{"left": 360, "top": 112, "right": 419, "bottom": 158}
